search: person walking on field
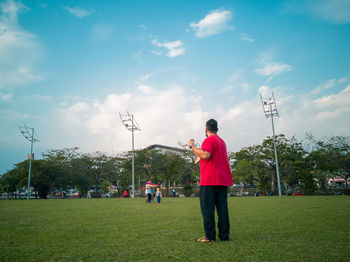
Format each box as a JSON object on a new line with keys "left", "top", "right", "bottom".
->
{"left": 189, "top": 119, "right": 233, "bottom": 242}
{"left": 145, "top": 185, "right": 152, "bottom": 203}
{"left": 156, "top": 187, "right": 162, "bottom": 204}
{"left": 150, "top": 187, "right": 154, "bottom": 202}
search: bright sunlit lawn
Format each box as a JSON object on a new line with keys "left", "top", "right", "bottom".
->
{"left": 1, "top": 196, "right": 349, "bottom": 262}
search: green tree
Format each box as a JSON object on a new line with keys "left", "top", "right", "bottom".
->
{"left": 0, "top": 159, "right": 50, "bottom": 199}
{"left": 231, "top": 146, "right": 270, "bottom": 193}
{"left": 0, "top": 169, "right": 22, "bottom": 199}
{"left": 42, "top": 147, "right": 79, "bottom": 197}
{"left": 68, "top": 157, "right": 93, "bottom": 196}
{"left": 79, "top": 152, "right": 108, "bottom": 197}
{"left": 231, "top": 134, "right": 308, "bottom": 195}
{"left": 25, "top": 160, "right": 50, "bottom": 199}
{"left": 307, "top": 135, "right": 350, "bottom": 190}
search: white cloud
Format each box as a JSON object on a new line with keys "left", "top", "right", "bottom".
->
{"left": 241, "top": 83, "right": 252, "bottom": 94}
{"left": 152, "top": 39, "right": 185, "bottom": 58}
{"left": 258, "top": 85, "right": 272, "bottom": 97}
{"left": 64, "top": 6, "right": 90, "bottom": 18}
{"left": 0, "top": 108, "right": 28, "bottom": 120}
{"left": 222, "top": 72, "right": 252, "bottom": 94}
{"left": 240, "top": 33, "right": 255, "bottom": 42}
{"left": 221, "top": 83, "right": 250, "bottom": 94}
{"left": 0, "top": 0, "right": 44, "bottom": 90}
{"left": 190, "top": 9, "right": 233, "bottom": 38}
{"left": 227, "top": 73, "right": 240, "bottom": 83}
{"left": 132, "top": 49, "right": 144, "bottom": 63}
{"left": 278, "top": 81, "right": 350, "bottom": 137}
{"left": 284, "top": 0, "right": 350, "bottom": 24}
{"left": 313, "top": 84, "right": 350, "bottom": 108}
{"left": 255, "top": 62, "right": 292, "bottom": 77}
{"left": 310, "top": 78, "right": 337, "bottom": 95}
{"left": 221, "top": 85, "right": 233, "bottom": 93}
{"left": 140, "top": 74, "right": 152, "bottom": 81}
{"left": 69, "top": 101, "right": 90, "bottom": 113}
{"left": 31, "top": 94, "right": 52, "bottom": 100}
{"left": 257, "top": 50, "right": 274, "bottom": 65}
{"left": 55, "top": 78, "right": 350, "bottom": 154}
{"left": 223, "top": 79, "right": 350, "bottom": 149}
{"left": 134, "top": 74, "right": 152, "bottom": 85}
{"left": 137, "top": 85, "right": 154, "bottom": 94}
{"left": 58, "top": 87, "right": 208, "bottom": 152}
{"left": 0, "top": 0, "right": 28, "bottom": 21}
{"left": 255, "top": 51, "right": 292, "bottom": 81}
{"left": 315, "top": 107, "right": 348, "bottom": 120}
{"left": 150, "top": 50, "right": 162, "bottom": 56}
{"left": 139, "top": 24, "right": 147, "bottom": 30}
{"left": 0, "top": 91, "right": 12, "bottom": 101}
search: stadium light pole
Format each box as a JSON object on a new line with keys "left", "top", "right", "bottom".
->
{"left": 260, "top": 92, "right": 282, "bottom": 196}
{"left": 119, "top": 112, "right": 141, "bottom": 198}
{"left": 19, "top": 125, "right": 39, "bottom": 200}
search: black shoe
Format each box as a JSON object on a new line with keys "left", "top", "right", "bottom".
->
{"left": 219, "top": 237, "right": 230, "bottom": 241}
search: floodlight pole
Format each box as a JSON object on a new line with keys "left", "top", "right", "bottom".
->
{"left": 119, "top": 112, "right": 141, "bottom": 198}
{"left": 28, "top": 128, "right": 34, "bottom": 200}
{"left": 260, "top": 92, "right": 282, "bottom": 196}
{"left": 19, "top": 125, "right": 39, "bottom": 200}
{"left": 269, "top": 103, "right": 282, "bottom": 196}
{"left": 131, "top": 114, "right": 135, "bottom": 198}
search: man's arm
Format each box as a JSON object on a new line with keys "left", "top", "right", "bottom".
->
{"left": 188, "top": 139, "right": 211, "bottom": 160}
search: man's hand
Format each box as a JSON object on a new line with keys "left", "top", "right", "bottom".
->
{"left": 194, "top": 156, "right": 200, "bottom": 164}
{"left": 188, "top": 139, "right": 194, "bottom": 148}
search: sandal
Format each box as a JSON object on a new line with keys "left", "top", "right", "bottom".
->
{"left": 195, "top": 236, "right": 214, "bottom": 242}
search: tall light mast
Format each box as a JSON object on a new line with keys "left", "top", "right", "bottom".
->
{"left": 119, "top": 112, "right": 141, "bottom": 198}
{"left": 260, "top": 92, "right": 282, "bottom": 196}
{"left": 19, "top": 125, "right": 39, "bottom": 200}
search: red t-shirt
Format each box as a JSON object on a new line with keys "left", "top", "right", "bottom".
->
{"left": 200, "top": 134, "right": 233, "bottom": 186}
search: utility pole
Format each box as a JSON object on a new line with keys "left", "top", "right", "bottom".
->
{"left": 260, "top": 92, "right": 282, "bottom": 196}
{"left": 19, "top": 125, "right": 39, "bottom": 200}
{"left": 119, "top": 112, "right": 141, "bottom": 198}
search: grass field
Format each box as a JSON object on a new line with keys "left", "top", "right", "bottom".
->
{"left": 1, "top": 196, "right": 349, "bottom": 262}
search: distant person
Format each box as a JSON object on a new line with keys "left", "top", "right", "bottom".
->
{"left": 145, "top": 185, "right": 152, "bottom": 203}
{"left": 172, "top": 189, "right": 176, "bottom": 197}
{"left": 121, "top": 190, "right": 128, "bottom": 199}
{"left": 150, "top": 187, "right": 154, "bottom": 202}
{"left": 189, "top": 119, "right": 233, "bottom": 242}
{"left": 156, "top": 188, "right": 162, "bottom": 204}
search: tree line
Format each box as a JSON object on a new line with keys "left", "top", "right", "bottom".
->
{"left": 1, "top": 134, "right": 349, "bottom": 198}
{"left": 0, "top": 146, "right": 199, "bottom": 199}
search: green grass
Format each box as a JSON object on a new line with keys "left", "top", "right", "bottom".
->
{"left": 1, "top": 196, "right": 349, "bottom": 262}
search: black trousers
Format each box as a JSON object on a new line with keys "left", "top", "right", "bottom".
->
{"left": 200, "top": 186, "right": 230, "bottom": 241}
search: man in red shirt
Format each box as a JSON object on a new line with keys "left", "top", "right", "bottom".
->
{"left": 189, "top": 119, "right": 233, "bottom": 242}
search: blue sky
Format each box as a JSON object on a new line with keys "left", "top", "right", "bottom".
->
{"left": 1, "top": 0, "right": 350, "bottom": 174}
